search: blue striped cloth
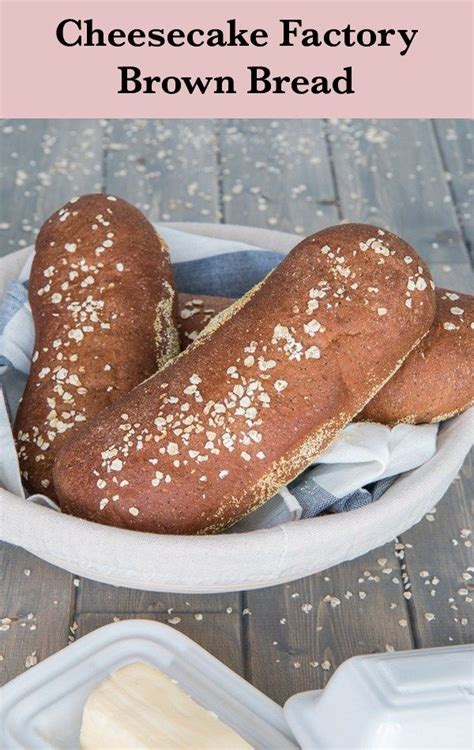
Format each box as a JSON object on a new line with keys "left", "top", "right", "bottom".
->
{"left": 0, "top": 281, "right": 29, "bottom": 374}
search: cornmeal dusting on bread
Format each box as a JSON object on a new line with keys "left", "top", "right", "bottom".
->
{"left": 154, "top": 280, "right": 180, "bottom": 370}
{"left": 195, "top": 278, "right": 269, "bottom": 343}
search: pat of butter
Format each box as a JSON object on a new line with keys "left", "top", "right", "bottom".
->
{"left": 80, "top": 662, "right": 253, "bottom": 749}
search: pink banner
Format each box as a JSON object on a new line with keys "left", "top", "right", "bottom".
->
{"left": 1, "top": 1, "right": 472, "bottom": 117}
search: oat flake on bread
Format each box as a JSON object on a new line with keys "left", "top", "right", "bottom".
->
{"left": 15, "top": 194, "right": 178, "bottom": 499}
{"left": 359, "top": 288, "right": 474, "bottom": 424}
{"left": 177, "top": 290, "right": 474, "bottom": 427}
{"left": 54, "top": 223, "right": 436, "bottom": 534}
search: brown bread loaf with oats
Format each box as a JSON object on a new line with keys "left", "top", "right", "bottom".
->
{"left": 177, "top": 293, "right": 235, "bottom": 349}
{"left": 358, "top": 288, "right": 474, "bottom": 424}
{"left": 179, "top": 290, "right": 474, "bottom": 426}
{"left": 54, "top": 223, "right": 436, "bottom": 534}
{"left": 15, "top": 194, "right": 179, "bottom": 498}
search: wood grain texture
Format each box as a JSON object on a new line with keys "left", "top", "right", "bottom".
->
{"left": 433, "top": 120, "right": 473, "bottom": 261}
{"left": 243, "top": 543, "right": 414, "bottom": 705}
{"left": 400, "top": 450, "right": 473, "bottom": 648}
{"left": 0, "top": 120, "right": 104, "bottom": 257}
{"left": 103, "top": 119, "right": 221, "bottom": 224}
{"left": 0, "top": 119, "right": 472, "bottom": 701}
{"left": 327, "top": 119, "right": 470, "bottom": 265}
{"left": 429, "top": 263, "right": 474, "bottom": 296}
{"left": 0, "top": 543, "right": 75, "bottom": 684}
{"left": 77, "top": 581, "right": 241, "bottom": 617}
{"left": 219, "top": 119, "right": 339, "bottom": 234}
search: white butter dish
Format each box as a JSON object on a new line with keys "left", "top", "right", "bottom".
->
{"left": 0, "top": 619, "right": 297, "bottom": 750}
{"left": 2, "top": 621, "right": 472, "bottom": 750}
{"left": 284, "top": 644, "right": 474, "bottom": 749}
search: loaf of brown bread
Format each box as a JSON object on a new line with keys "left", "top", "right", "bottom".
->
{"left": 359, "top": 289, "right": 474, "bottom": 424}
{"left": 177, "top": 293, "right": 234, "bottom": 349}
{"left": 54, "top": 224, "right": 436, "bottom": 534}
{"left": 179, "top": 290, "right": 474, "bottom": 425}
{"left": 15, "top": 194, "right": 179, "bottom": 497}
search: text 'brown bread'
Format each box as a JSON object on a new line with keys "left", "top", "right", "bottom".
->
{"left": 54, "top": 224, "right": 435, "bottom": 534}
{"left": 178, "top": 291, "right": 474, "bottom": 426}
{"left": 359, "top": 289, "right": 474, "bottom": 424}
{"left": 15, "top": 194, "right": 178, "bottom": 497}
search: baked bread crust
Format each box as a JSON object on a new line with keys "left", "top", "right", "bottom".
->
{"left": 179, "top": 291, "right": 474, "bottom": 426}
{"left": 359, "top": 289, "right": 474, "bottom": 424}
{"left": 177, "top": 293, "right": 235, "bottom": 349}
{"left": 54, "top": 224, "right": 436, "bottom": 534}
{"left": 15, "top": 194, "right": 178, "bottom": 497}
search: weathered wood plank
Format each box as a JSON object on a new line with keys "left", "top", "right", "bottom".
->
{"left": 433, "top": 119, "right": 473, "bottom": 260}
{"left": 77, "top": 582, "right": 241, "bottom": 618}
{"left": 76, "top": 612, "right": 244, "bottom": 677}
{"left": 219, "top": 119, "right": 339, "bottom": 235}
{"left": 327, "top": 119, "right": 470, "bottom": 265}
{"left": 244, "top": 543, "right": 413, "bottom": 705}
{"left": 1, "top": 119, "right": 105, "bottom": 686}
{"left": 400, "top": 450, "right": 473, "bottom": 648}
{"left": 103, "top": 119, "right": 221, "bottom": 223}
{"left": 430, "top": 263, "right": 473, "bottom": 295}
{"left": 0, "top": 544, "right": 76, "bottom": 685}
{"left": 0, "top": 119, "right": 104, "bottom": 257}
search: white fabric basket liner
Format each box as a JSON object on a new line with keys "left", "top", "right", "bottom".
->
{"left": 1, "top": 223, "right": 473, "bottom": 593}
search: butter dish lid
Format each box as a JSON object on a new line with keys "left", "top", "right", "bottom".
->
{"left": 283, "top": 644, "right": 474, "bottom": 749}
{"left": 0, "top": 619, "right": 297, "bottom": 750}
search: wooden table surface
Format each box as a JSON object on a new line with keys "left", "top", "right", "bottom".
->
{"left": 1, "top": 119, "right": 472, "bottom": 704}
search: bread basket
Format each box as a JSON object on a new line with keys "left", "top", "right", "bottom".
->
{"left": 1, "top": 223, "right": 472, "bottom": 593}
